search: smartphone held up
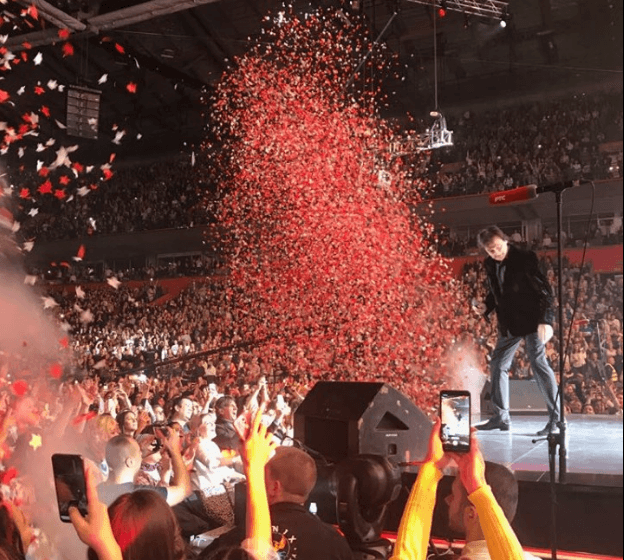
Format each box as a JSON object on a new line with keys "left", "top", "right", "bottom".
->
{"left": 52, "top": 453, "right": 88, "bottom": 523}
{"left": 440, "top": 390, "right": 471, "bottom": 453}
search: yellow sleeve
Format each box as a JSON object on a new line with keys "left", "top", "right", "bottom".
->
{"left": 468, "top": 485, "right": 525, "bottom": 560}
{"left": 389, "top": 461, "right": 443, "bottom": 560}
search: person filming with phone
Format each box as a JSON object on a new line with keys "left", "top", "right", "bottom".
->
{"left": 472, "top": 226, "right": 559, "bottom": 435}
{"left": 391, "top": 416, "right": 539, "bottom": 560}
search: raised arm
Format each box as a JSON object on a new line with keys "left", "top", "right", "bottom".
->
{"left": 156, "top": 427, "right": 192, "bottom": 506}
{"left": 390, "top": 418, "right": 449, "bottom": 560}
{"left": 69, "top": 465, "right": 122, "bottom": 560}
{"left": 454, "top": 430, "right": 525, "bottom": 560}
{"left": 241, "top": 405, "right": 278, "bottom": 560}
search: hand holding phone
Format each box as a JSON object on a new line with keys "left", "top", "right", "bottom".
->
{"left": 67, "top": 462, "right": 122, "bottom": 560}
{"left": 52, "top": 454, "right": 88, "bottom": 522}
{"left": 453, "top": 428, "right": 486, "bottom": 495}
{"left": 440, "top": 390, "right": 471, "bottom": 453}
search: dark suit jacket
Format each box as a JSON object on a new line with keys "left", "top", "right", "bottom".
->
{"left": 213, "top": 417, "right": 240, "bottom": 452}
{"left": 483, "top": 244, "right": 554, "bottom": 337}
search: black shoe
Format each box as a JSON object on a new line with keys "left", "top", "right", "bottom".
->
{"left": 475, "top": 417, "right": 511, "bottom": 431}
{"left": 536, "top": 421, "right": 559, "bottom": 436}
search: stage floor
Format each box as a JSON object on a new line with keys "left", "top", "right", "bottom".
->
{"left": 474, "top": 413, "right": 623, "bottom": 487}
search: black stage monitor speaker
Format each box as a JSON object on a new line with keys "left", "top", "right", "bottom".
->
{"left": 481, "top": 379, "right": 548, "bottom": 415}
{"left": 294, "top": 381, "right": 431, "bottom": 464}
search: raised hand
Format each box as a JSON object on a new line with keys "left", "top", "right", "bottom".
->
{"left": 242, "top": 405, "right": 277, "bottom": 470}
{"left": 426, "top": 417, "right": 453, "bottom": 471}
{"left": 69, "top": 465, "right": 122, "bottom": 560}
{"left": 451, "top": 428, "right": 486, "bottom": 495}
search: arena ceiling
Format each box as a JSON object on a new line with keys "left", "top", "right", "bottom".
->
{"left": 1, "top": 0, "right": 621, "bottom": 164}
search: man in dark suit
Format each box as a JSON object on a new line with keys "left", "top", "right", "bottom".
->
{"left": 474, "top": 226, "right": 559, "bottom": 435}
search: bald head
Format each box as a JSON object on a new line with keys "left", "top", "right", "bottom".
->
{"left": 105, "top": 434, "right": 141, "bottom": 473}
{"left": 265, "top": 447, "right": 317, "bottom": 503}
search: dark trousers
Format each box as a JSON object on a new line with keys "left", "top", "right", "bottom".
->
{"left": 490, "top": 331, "right": 559, "bottom": 422}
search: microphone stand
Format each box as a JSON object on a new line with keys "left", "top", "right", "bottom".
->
{"left": 532, "top": 184, "right": 569, "bottom": 560}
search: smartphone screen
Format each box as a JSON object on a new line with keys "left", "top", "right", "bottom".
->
{"left": 52, "top": 454, "right": 88, "bottom": 522}
{"left": 440, "top": 390, "right": 471, "bottom": 453}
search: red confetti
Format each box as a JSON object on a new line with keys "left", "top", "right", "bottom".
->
{"left": 19, "top": 188, "right": 30, "bottom": 199}
{"left": 72, "top": 162, "right": 84, "bottom": 173}
{"left": 62, "top": 43, "right": 74, "bottom": 57}
{"left": 72, "top": 411, "right": 97, "bottom": 426}
{"left": 126, "top": 82, "right": 137, "bottom": 93}
{"left": 58, "top": 28, "right": 71, "bottom": 39}
{"left": 49, "top": 363, "right": 63, "bottom": 379}
{"left": 102, "top": 168, "right": 114, "bottom": 180}
{"left": 22, "top": 42, "right": 32, "bottom": 50}
{"left": 54, "top": 189, "right": 66, "bottom": 200}
{"left": 202, "top": 10, "right": 467, "bottom": 411}
{"left": 38, "top": 167, "right": 50, "bottom": 177}
{"left": 77, "top": 244, "right": 86, "bottom": 259}
{"left": 34, "top": 86, "right": 45, "bottom": 95}
{"left": 0, "top": 467, "right": 18, "bottom": 485}
{"left": 114, "top": 43, "right": 125, "bottom": 54}
{"left": 41, "top": 105, "right": 51, "bottom": 117}
{"left": 10, "top": 380, "right": 29, "bottom": 397}
{"left": 59, "top": 337, "right": 69, "bottom": 348}
{"left": 59, "top": 175, "right": 70, "bottom": 185}
{"left": 0, "top": 90, "right": 9, "bottom": 103}
{"left": 38, "top": 180, "right": 52, "bottom": 194}
{"left": 26, "top": 5, "right": 38, "bottom": 19}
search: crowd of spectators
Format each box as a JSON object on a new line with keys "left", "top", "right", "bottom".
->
{"left": 436, "top": 214, "right": 624, "bottom": 258}
{"left": 428, "top": 89, "right": 623, "bottom": 198}
{"left": 0, "top": 250, "right": 621, "bottom": 559}
{"left": 10, "top": 90, "right": 622, "bottom": 246}
{"left": 21, "top": 247, "right": 624, "bottom": 422}
{"left": 30, "top": 253, "right": 224, "bottom": 285}
{"left": 14, "top": 159, "right": 215, "bottom": 243}
{"left": 1, "top": 82, "right": 622, "bottom": 560}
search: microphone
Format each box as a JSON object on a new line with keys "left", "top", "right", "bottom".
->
{"left": 488, "top": 181, "right": 574, "bottom": 205}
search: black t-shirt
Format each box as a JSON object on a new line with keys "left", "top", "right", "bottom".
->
{"left": 200, "top": 501, "right": 354, "bottom": 560}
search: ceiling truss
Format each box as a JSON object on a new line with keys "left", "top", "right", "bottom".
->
{"left": 405, "top": 0, "right": 508, "bottom": 20}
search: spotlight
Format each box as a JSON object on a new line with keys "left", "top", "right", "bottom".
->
{"left": 500, "top": 8, "right": 511, "bottom": 28}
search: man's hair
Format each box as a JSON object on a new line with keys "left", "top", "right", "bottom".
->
{"left": 266, "top": 447, "right": 317, "bottom": 500}
{"left": 215, "top": 395, "right": 236, "bottom": 412}
{"left": 477, "top": 226, "right": 509, "bottom": 248}
{"left": 172, "top": 395, "right": 192, "bottom": 411}
{"left": 105, "top": 434, "right": 140, "bottom": 471}
{"left": 458, "top": 461, "right": 519, "bottom": 522}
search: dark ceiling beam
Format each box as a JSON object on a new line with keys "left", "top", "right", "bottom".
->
{"left": 6, "top": 0, "right": 223, "bottom": 50}
{"left": 16, "top": 0, "right": 86, "bottom": 31}
{"left": 179, "top": 10, "right": 230, "bottom": 73}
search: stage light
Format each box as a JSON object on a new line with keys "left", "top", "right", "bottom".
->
{"left": 500, "top": 8, "right": 511, "bottom": 28}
